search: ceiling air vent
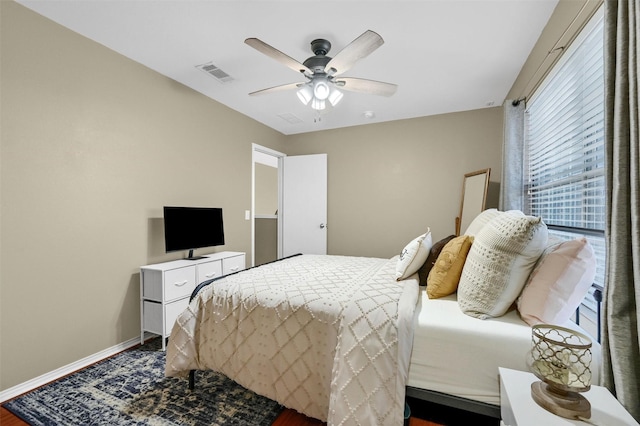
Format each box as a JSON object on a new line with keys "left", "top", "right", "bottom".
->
{"left": 277, "top": 113, "right": 303, "bottom": 124}
{"left": 196, "top": 62, "right": 234, "bottom": 83}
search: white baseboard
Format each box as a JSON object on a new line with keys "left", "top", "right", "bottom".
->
{"left": 0, "top": 333, "right": 154, "bottom": 403}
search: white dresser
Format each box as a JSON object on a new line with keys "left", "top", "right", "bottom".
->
{"left": 140, "top": 251, "right": 245, "bottom": 350}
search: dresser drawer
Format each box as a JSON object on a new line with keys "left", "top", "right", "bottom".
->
{"left": 164, "top": 266, "right": 196, "bottom": 301}
{"left": 165, "top": 297, "right": 189, "bottom": 334}
{"left": 143, "top": 298, "right": 189, "bottom": 338}
{"left": 143, "top": 301, "right": 163, "bottom": 335}
{"left": 197, "top": 259, "right": 222, "bottom": 283}
{"left": 222, "top": 254, "right": 245, "bottom": 275}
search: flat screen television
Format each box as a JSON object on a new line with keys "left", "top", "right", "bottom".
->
{"left": 163, "top": 206, "right": 225, "bottom": 260}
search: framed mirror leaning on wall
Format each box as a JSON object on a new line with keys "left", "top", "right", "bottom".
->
{"left": 456, "top": 168, "right": 491, "bottom": 236}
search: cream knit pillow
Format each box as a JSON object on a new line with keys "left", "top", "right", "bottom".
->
{"left": 458, "top": 211, "right": 548, "bottom": 319}
{"left": 463, "top": 208, "right": 503, "bottom": 236}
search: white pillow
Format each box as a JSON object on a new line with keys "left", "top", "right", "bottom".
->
{"left": 517, "top": 238, "right": 596, "bottom": 326}
{"left": 458, "top": 211, "right": 548, "bottom": 319}
{"left": 463, "top": 209, "right": 503, "bottom": 236}
{"left": 396, "top": 229, "right": 433, "bottom": 280}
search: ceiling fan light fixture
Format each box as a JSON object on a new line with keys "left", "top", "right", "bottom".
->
{"left": 297, "top": 85, "right": 313, "bottom": 105}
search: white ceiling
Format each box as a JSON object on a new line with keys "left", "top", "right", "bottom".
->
{"left": 17, "top": 0, "right": 558, "bottom": 135}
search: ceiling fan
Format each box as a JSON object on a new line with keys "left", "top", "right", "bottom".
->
{"left": 244, "top": 30, "right": 397, "bottom": 111}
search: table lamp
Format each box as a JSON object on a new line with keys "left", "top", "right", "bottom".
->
{"left": 528, "top": 324, "right": 593, "bottom": 419}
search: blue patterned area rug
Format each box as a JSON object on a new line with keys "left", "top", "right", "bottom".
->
{"left": 4, "top": 339, "right": 283, "bottom": 425}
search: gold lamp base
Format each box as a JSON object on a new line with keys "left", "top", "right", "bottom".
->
{"left": 531, "top": 381, "right": 591, "bottom": 419}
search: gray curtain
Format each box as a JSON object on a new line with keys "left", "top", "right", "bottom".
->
{"left": 601, "top": 0, "right": 640, "bottom": 421}
{"left": 499, "top": 100, "right": 526, "bottom": 212}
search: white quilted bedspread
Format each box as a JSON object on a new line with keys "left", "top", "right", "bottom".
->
{"left": 165, "top": 254, "right": 419, "bottom": 425}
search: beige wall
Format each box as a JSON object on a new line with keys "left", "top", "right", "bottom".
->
{"left": 254, "top": 163, "right": 278, "bottom": 266}
{"left": 255, "top": 163, "right": 278, "bottom": 215}
{"left": 255, "top": 218, "right": 278, "bottom": 266}
{"left": 0, "top": 1, "right": 286, "bottom": 390}
{"left": 284, "top": 110, "right": 503, "bottom": 258}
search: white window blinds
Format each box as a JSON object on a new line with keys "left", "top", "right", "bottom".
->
{"left": 525, "top": 10, "right": 605, "bottom": 231}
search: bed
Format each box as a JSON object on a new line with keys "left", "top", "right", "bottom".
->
{"left": 166, "top": 209, "right": 602, "bottom": 425}
{"left": 166, "top": 254, "right": 420, "bottom": 425}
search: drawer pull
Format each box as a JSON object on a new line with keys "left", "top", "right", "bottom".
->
{"left": 230, "top": 267, "right": 239, "bottom": 272}
{"left": 205, "top": 272, "right": 217, "bottom": 278}
{"left": 174, "top": 280, "right": 188, "bottom": 287}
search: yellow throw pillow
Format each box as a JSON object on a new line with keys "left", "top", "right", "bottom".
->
{"left": 427, "top": 235, "right": 474, "bottom": 299}
{"left": 418, "top": 235, "right": 456, "bottom": 286}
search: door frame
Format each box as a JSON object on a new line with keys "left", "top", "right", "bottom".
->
{"left": 251, "top": 143, "right": 285, "bottom": 267}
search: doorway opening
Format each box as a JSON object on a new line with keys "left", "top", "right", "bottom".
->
{"left": 251, "top": 144, "right": 285, "bottom": 267}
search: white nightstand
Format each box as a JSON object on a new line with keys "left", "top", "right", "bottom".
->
{"left": 499, "top": 367, "right": 638, "bottom": 426}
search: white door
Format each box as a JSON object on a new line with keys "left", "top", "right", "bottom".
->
{"left": 280, "top": 154, "right": 327, "bottom": 257}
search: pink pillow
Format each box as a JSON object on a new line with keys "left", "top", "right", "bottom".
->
{"left": 517, "top": 238, "right": 596, "bottom": 326}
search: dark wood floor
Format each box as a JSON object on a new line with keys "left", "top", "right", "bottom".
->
{"left": 2, "top": 398, "right": 500, "bottom": 426}
{"left": 1, "top": 405, "right": 438, "bottom": 426}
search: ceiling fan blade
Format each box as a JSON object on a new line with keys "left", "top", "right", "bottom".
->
{"left": 334, "top": 77, "right": 397, "bottom": 97}
{"left": 249, "top": 82, "right": 302, "bottom": 96}
{"left": 245, "top": 38, "right": 312, "bottom": 76}
{"left": 324, "top": 30, "right": 384, "bottom": 76}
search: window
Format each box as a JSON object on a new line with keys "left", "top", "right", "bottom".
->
{"left": 523, "top": 8, "right": 605, "bottom": 320}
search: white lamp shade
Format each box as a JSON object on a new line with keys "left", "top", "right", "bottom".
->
{"left": 313, "top": 80, "right": 330, "bottom": 100}
{"left": 297, "top": 85, "right": 313, "bottom": 105}
{"left": 311, "top": 98, "right": 326, "bottom": 110}
{"left": 328, "top": 88, "right": 343, "bottom": 106}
